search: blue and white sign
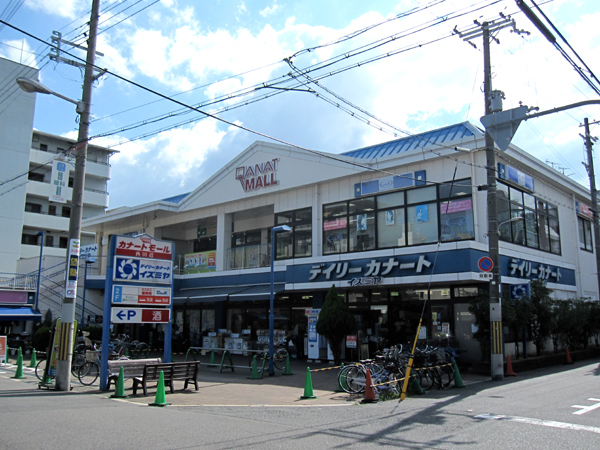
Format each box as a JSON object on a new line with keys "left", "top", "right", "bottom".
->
{"left": 113, "top": 257, "right": 172, "bottom": 284}
{"left": 510, "top": 283, "right": 530, "bottom": 300}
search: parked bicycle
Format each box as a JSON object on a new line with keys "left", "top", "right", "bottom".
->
{"left": 248, "top": 343, "right": 288, "bottom": 371}
{"left": 110, "top": 334, "right": 150, "bottom": 359}
{"left": 77, "top": 344, "right": 129, "bottom": 386}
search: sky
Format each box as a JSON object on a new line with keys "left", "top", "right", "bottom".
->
{"left": 0, "top": 0, "right": 599, "bottom": 209}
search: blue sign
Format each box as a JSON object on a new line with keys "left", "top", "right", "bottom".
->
{"left": 510, "top": 283, "right": 530, "bottom": 300}
{"left": 113, "top": 257, "right": 172, "bottom": 284}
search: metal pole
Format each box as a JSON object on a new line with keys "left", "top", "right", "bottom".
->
{"left": 35, "top": 231, "right": 44, "bottom": 311}
{"left": 81, "top": 262, "right": 89, "bottom": 327}
{"left": 55, "top": 0, "right": 100, "bottom": 391}
{"left": 269, "top": 227, "right": 275, "bottom": 376}
{"left": 583, "top": 118, "right": 600, "bottom": 297}
{"left": 483, "top": 22, "right": 504, "bottom": 381}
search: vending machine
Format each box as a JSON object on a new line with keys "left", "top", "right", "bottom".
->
{"left": 305, "top": 309, "right": 334, "bottom": 361}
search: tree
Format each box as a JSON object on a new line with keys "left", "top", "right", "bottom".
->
{"left": 316, "top": 285, "right": 356, "bottom": 365}
{"left": 526, "top": 280, "right": 554, "bottom": 356}
{"left": 468, "top": 290, "right": 514, "bottom": 361}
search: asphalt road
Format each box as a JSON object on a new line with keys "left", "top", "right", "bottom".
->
{"left": 1, "top": 358, "right": 599, "bottom": 449}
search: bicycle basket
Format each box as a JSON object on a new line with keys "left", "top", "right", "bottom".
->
{"left": 85, "top": 350, "right": 98, "bottom": 362}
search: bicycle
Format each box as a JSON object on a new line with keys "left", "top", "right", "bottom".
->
{"left": 110, "top": 334, "right": 150, "bottom": 359}
{"left": 248, "top": 344, "right": 288, "bottom": 371}
{"left": 35, "top": 351, "right": 88, "bottom": 382}
{"left": 77, "top": 344, "right": 129, "bottom": 386}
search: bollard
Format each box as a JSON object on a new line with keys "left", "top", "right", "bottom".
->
{"left": 208, "top": 350, "right": 217, "bottom": 368}
{"left": 299, "top": 367, "right": 318, "bottom": 399}
{"left": 282, "top": 353, "right": 293, "bottom": 376}
{"left": 111, "top": 366, "right": 129, "bottom": 398}
{"left": 452, "top": 361, "right": 466, "bottom": 388}
{"left": 149, "top": 371, "right": 170, "bottom": 407}
{"left": 12, "top": 347, "right": 26, "bottom": 379}
{"left": 29, "top": 349, "right": 37, "bottom": 368}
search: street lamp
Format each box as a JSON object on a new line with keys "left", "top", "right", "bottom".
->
{"left": 81, "top": 258, "right": 96, "bottom": 327}
{"left": 15, "top": 0, "right": 98, "bottom": 391}
{"left": 16, "top": 78, "right": 85, "bottom": 114}
{"left": 35, "top": 231, "right": 45, "bottom": 311}
{"left": 269, "top": 225, "right": 292, "bottom": 376}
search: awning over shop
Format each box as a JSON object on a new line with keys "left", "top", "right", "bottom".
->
{"left": 228, "top": 284, "right": 285, "bottom": 302}
{"left": 173, "top": 286, "right": 247, "bottom": 304}
{"left": 0, "top": 307, "right": 42, "bottom": 321}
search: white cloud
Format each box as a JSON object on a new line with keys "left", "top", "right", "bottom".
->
{"left": 24, "top": 0, "right": 88, "bottom": 19}
{"left": 0, "top": 39, "right": 38, "bottom": 68}
{"left": 260, "top": 3, "right": 280, "bottom": 17}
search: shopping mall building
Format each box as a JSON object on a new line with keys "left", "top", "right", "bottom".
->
{"left": 83, "top": 121, "right": 598, "bottom": 363}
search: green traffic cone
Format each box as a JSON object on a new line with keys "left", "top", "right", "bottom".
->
{"left": 125, "top": 347, "right": 130, "bottom": 358}
{"left": 248, "top": 355, "right": 262, "bottom": 379}
{"left": 29, "top": 349, "right": 37, "bottom": 368}
{"left": 149, "top": 370, "right": 170, "bottom": 407}
{"left": 335, "top": 363, "right": 346, "bottom": 392}
{"left": 282, "top": 353, "right": 293, "bottom": 376}
{"left": 452, "top": 361, "right": 466, "bottom": 388}
{"left": 408, "top": 373, "right": 424, "bottom": 395}
{"left": 208, "top": 350, "right": 216, "bottom": 368}
{"left": 12, "top": 347, "right": 26, "bottom": 379}
{"left": 111, "top": 366, "right": 129, "bottom": 398}
{"left": 299, "top": 367, "right": 318, "bottom": 400}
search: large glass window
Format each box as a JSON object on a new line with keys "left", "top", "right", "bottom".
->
{"left": 274, "top": 208, "right": 312, "bottom": 259}
{"left": 498, "top": 181, "right": 561, "bottom": 254}
{"left": 578, "top": 217, "right": 593, "bottom": 252}
{"left": 323, "top": 178, "right": 474, "bottom": 253}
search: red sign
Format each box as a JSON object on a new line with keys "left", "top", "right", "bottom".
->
{"left": 440, "top": 199, "right": 472, "bottom": 214}
{"left": 346, "top": 335, "right": 357, "bottom": 348}
{"left": 324, "top": 218, "right": 348, "bottom": 231}
{"left": 141, "top": 308, "right": 170, "bottom": 323}
{"left": 478, "top": 256, "right": 494, "bottom": 272}
{"left": 116, "top": 235, "right": 172, "bottom": 260}
{"left": 0, "top": 336, "right": 6, "bottom": 362}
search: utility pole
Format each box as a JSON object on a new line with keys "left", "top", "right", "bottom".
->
{"left": 582, "top": 118, "right": 600, "bottom": 298}
{"left": 482, "top": 22, "right": 504, "bottom": 381}
{"left": 55, "top": 0, "right": 100, "bottom": 391}
{"left": 456, "top": 16, "right": 525, "bottom": 380}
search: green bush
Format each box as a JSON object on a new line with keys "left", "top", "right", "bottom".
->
{"left": 32, "top": 326, "right": 52, "bottom": 353}
{"left": 316, "top": 285, "right": 356, "bottom": 365}
{"left": 80, "top": 325, "right": 102, "bottom": 342}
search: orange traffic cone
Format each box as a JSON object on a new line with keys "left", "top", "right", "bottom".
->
{"left": 505, "top": 354, "right": 516, "bottom": 376}
{"left": 565, "top": 347, "right": 573, "bottom": 365}
{"left": 361, "top": 368, "right": 378, "bottom": 404}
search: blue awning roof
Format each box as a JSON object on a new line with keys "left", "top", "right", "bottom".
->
{"left": 341, "top": 122, "right": 481, "bottom": 159}
{"left": 0, "top": 307, "right": 42, "bottom": 321}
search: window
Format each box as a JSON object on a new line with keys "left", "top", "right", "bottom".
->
{"left": 578, "top": 217, "right": 593, "bottom": 252}
{"left": 21, "top": 234, "right": 38, "bottom": 245}
{"left": 61, "top": 207, "right": 71, "bottom": 218}
{"left": 323, "top": 178, "right": 474, "bottom": 254}
{"left": 232, "top": 230, "right": 261, "bottom": 247}
{"left": 68, "top": 177, "right": 74, "bottom": 188}
{"left": 274, "top": 208, "right": 312, "bottom": 259}
{"left": 48, "top": 205, "right": 56, "bottom": 216}
{"left": 39, "top": 143, "right": 48, "bottom": 151}
{"left": 25, "top": 203, "right": 42, "bottom": 213}
{"left": 45, "top": 235, "right": 54, "bottom": 248}
{"left": 498, "top": 181, "right": 561, "bottom": 254}
{"left": 59, "top": 237, "right": 68, "bottom": 248}
{"left": 28, "top": 172, "right": 44, "bottom": 182}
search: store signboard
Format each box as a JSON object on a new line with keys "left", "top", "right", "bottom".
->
{"left": 0, "top": 336, "right": 6, "bottom": 363}
{"left": 112, "top": 285, "right": 171, "bottom": 305}
{"left": 115, "top": 235, "right": 172, "bottom": 260}
{"left": 111, "top": 308, "right": 171, "bottom": 324}
{"left": 113, "top": 257, "right": 172, "bottom": 284}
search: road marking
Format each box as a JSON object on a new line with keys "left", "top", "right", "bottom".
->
{"left": 572, "top": 398, "right": 600, "bottom": 415}
{"left": 475, "top": 414, "right": 600, "bottom": 434}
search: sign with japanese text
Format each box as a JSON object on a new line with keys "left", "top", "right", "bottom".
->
{"left": 112, "top": 285, "right": 171, "bottom": 305}
{"left": 346, "top": 335, "right": 357, "bottom": 349}
{"left": 184, "top": 251, "right": 216, "bottom": 273}
{"left": 65, "top": 239, "right": 80, "bottom": 298}
{"left": 116, "top": 235, "right": 172, "bottom": 260}
{"left": 575, "top": 201, "right": 594, "bottom": 220}
{"left": 49, "top": 159, "right": 68, "bottom": 203}
{"left": 113, "top": 257, "right": 172, "bottom": 284}
{"left": 0, "top": 336, "right": 6, "bottom": 363}
{"left": 80, "top": 244, "right": 98, "bottom": 261}
{"left": 287, "top": 249, "right": 576, "bottom": 287}
{"left": 111, "top": 307, "right": 171, "bottom": 324}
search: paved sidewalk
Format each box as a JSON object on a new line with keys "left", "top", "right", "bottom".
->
{"left": 0, "top": 353, "right": 487, "bottom": 407}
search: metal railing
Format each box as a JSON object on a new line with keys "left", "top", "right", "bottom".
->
{"left": 0, "top": 273, "right": 37, "bottom": 290}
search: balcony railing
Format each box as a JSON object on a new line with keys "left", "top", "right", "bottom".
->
{"left": 0, "top": 273, "right": 37, "bottom": 291}
{"left": 227, "top": 244, "right": 271, "bottom": 270}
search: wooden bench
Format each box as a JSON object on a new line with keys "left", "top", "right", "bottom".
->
{"left": 132, "top": 361, "right": 200, "bottom": 396}
{"left": 106, "top": 358, "right": 161, "bottom": 390}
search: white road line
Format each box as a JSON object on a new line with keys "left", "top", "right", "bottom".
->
{"left": 572, "top": 398, "right": 600, "bottom": 415}
{"left": 475, "top": 414, "right": 600, "bottom": 434}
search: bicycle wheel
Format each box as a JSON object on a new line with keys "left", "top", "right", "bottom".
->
{"left": 337, "top": 365, "right": 357, "bottom": 393}
{"left": 274, "top": 349, "right": 287, "bottom": 370}
{"left": 437, "top": 364, "right": 454, "bottom": 388}
{"left": 71, "top": 353, "right": 87, "bottom": 377}
{"left": 134, "top": 342, "right": 149, "bottom": 359}
{"left": 35, "top": 358, "right": 49, "bottom": 381}
{"left": 344, "top": 365, "right": 367, "bottom": 394}
{"left": 417, "top": 367, "right": 435, "bottom": 390}
{"left": 77, "top": 361, "right": 99, "bottom": 386}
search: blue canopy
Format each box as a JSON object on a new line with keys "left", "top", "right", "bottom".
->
{"left": 0, "top": 307, "right": 42, "bottom": 321}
